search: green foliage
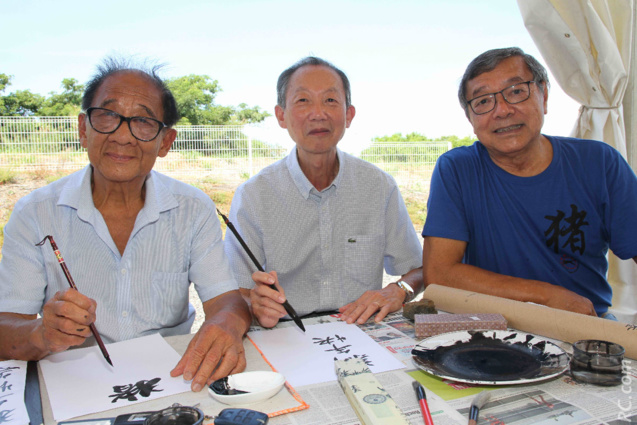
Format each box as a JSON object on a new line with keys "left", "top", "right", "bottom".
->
{"left": 38, "top": 78, "right": 84, "bottom": 116}
{"left": 0, "top": 73, "right": 83, "bottom": 117}
{"left": 438, "top": 134, "right": 475, "bottom": 148}
{"left": 1, "top": 89, "right": 45, "bottom": 116}
{"left": 167, "top": 75, "right": 228, "bottom": 125}
{"left": 166, "top": 75, "right": 270, "bottom": 126}
{"left": 372, "top": 132, "right": 433, "bottom": 142}
{"left": 362, "top": 132, "right": 474, "bottom": 164}
{"left": 0, "top": 74, "right": 10, "bottom": 92}
{"left": 1, "top": 72, "right": 269, "bottom": 126}
{"left": 232, "top": 103, "right": 270, "bottom": 124}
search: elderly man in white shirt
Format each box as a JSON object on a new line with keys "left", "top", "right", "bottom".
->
{"left": 224, "top": 57, "right": 423, "bottom": 328}
{"left": 0, "top": 58, "right": 251, "bottom": 393}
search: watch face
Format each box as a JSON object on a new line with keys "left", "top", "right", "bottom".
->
{"left": 397, "top": 281, "right": 414, "bottom": 301}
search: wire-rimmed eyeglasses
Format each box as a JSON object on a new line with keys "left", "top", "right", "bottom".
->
{"left": 86, "top": 107, "right": 167, "bottom": 142}
{"left": 467, "top": 81, "right": 538, "bottom": 115}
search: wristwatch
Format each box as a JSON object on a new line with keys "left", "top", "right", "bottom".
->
{"left": 393, "top": 280, "right": 415, "bottom": 303}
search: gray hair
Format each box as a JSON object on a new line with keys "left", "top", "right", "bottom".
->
{"left": 458, "top": 47, "right": 549, "bottom": 117}
{"left": 276, "top": 56, "right": 352, "bottom": 108}
{"left": 82, "top": 56, "right": 180, "bottom": 127}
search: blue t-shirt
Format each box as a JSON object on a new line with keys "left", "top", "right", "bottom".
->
{"left": 423, "top": 136, "right": 637, "bottom": 315}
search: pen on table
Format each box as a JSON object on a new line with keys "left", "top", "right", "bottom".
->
{"left": 412, "top": 381, "right": 434, "bottom": 425}
{"left": 468, "top": 390, "right": 491, "bottom": 425}
{"left": 36, "top": 235, "right": 114, "bottom": 367}
{"left": 216, "top": 208, "right": 306, "bottom": 332}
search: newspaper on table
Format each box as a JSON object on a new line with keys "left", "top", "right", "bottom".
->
{"left": 262, "top": 312, "right": 637, "bottom": 425}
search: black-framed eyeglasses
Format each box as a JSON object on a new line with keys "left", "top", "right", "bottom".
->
{"left": 85, "top": 107, "right": 167, "bottom": 142}
{"left": 467, "top": 81, "right": 538, "bottom": 115}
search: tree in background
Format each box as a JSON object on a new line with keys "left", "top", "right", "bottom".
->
{"left": 1, "top": 72, "right": 270, "bottom": 126}
{"left": 165, "top": 74, "right": 272, "bottom": 153}
{"left": 166, "top": 75, "right": 269, "bottom": 125}
{"left": 38, "top": 78, "right": 84, "bottom": 116}
{"left": 372, "top": 132, "right": 474, "bottom": 148}
{"left": 361, "top": 132, "right": 475, "bottom": 164}
{"left": 0, "top": 73, "right": 44, "bottom": 116}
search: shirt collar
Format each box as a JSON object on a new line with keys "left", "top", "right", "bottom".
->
{"left": 287, "top": 147, "right": 344, "bottom": 200}
{"left": 58, "top": 165, "right": 178, "bottom": 224}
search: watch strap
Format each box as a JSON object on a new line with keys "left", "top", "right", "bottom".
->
{"left": 394, "top": 280, "right": 415, "bottom": 303}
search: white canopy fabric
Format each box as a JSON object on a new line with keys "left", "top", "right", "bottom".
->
{"left": 518, "top": 0, "right": 637, "bottom": 323}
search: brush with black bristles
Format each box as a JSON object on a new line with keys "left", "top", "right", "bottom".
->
{"left": 468, "top": 390, "right": 491, "bottom": 425}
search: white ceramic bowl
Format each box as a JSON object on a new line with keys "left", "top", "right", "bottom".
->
{"left": 208, "top": 371, "right": 286, "bottom": 405}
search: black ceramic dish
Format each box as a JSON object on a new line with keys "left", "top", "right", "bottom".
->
{"left": 411, "top": 330, "right": 570, "bottom": 385}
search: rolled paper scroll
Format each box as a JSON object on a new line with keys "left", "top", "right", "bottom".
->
{"left": 423, "top": 284, "right": 637, "bottom": 359}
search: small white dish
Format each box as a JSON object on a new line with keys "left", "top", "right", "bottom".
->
{"left": 208, "top": 371, "right": 285, "bottom": 405}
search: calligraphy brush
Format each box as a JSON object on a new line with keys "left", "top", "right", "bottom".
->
{"left": 412, "top": 381, "right": 434, "bottom": 425}
{"left": 216, "top": 208, "right": 306, "bottom": 332}
{"left": 468, "top": 390, "right": 491, "bottom": 425}
{"left": 36, "top": 235, "right": 113, "bottom": 366}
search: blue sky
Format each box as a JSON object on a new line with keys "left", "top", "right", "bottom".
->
{"left": 1, "top": 0, "right": 580, "bottom": 152}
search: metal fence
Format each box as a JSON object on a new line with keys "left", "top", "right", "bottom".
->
{"left": 0, "top": 116, "right": 450, "bottom": 187}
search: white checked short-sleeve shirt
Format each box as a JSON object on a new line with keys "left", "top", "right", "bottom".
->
{"left": 224, "top": 147, "right": 422, "bottom": 316}
{"left": 0, "top": 166, "right": 238, "bottom": 343}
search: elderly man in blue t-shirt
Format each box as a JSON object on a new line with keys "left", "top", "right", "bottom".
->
{"left": 422, "top": 47, "right": 637, "bottom": 318}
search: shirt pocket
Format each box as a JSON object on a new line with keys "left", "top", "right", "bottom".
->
{"left": 342, "top": 234, "right": 384, "bottom": 287}
{"left": 145, "top": 271, "right": 190, "bottom": 328}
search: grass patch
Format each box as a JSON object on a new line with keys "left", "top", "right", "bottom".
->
{"left": 405, "top": 196, "right": 427, "bottom": 229}
{"left": 27, "top": 168, "right": 72, "bottom": 183}
{"left": 0, "top": 169, "right": 17, "bottom": 184}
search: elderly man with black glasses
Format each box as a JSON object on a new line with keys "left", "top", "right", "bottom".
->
{"left": 422, "top": 47, "right": 637, "bottom": 320}
{"left": 0, "top": 58, "right": 251, "bottom": 393}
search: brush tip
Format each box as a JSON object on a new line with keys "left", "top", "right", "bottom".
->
{"left": 412, "top": 381, "right": 426, "bottom": 399}
{"left": 471, "top": 390, "right": 491, "bottom": 409}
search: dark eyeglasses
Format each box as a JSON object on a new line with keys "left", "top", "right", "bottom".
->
{"left": 467, "top": 81, "right": 538, "bottom": 115}
{"left": 86, "top": 107, "right": 167, "bottom": 142}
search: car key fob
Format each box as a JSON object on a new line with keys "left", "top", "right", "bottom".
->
{"left": 214, "top": 408, "right": 269, "bottom": 425}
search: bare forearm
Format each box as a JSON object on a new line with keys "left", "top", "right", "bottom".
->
{"left": 397, "top": 267, "right": 424, "bottom": 295}
{"left": 426, "top": 262, "right": 554, "bottom": 305}
{"left": 0, "top": 313, "right": 49, "bottom": 361}
{"left": 203, "top": 291, "right": 251, "bottom": 337}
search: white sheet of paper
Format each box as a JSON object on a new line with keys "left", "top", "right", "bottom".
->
{"left": 0, "top": 360, "right": 29, "bottom": 425}
{"left": 39, "top": 333, "right": 191, "bottom": 422}
{"left": 248, "top": 322, "right": 405, "bottom": 387}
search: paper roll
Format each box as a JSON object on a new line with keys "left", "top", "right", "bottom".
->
{"left": 423, "top": 284, "right": 637, "bottom": 359}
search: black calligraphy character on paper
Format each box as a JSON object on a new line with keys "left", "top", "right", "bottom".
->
{"left": 313, "top": 334, "right": 347, "bottom": 347}
{"left": 109, "top": 378, "right": 163, "bottom": 403}
{"left": 0, "top": 382, "right": 11, "bottom": 393}
{"left": 313, "top": 336, "right": 334, "bottom": 345}
{"left": 0, "top": 367, "right": 18, "bottom": 381}
{"left": 326, "top": 343, "right": 352, "bottom": 354}
{"left": 340, "top": 353, "right": 374, "bottom": 367}
{"left": 0, "top": 409, "right": 14, "bottom": 424}
{"left": 544, "top": 204, "right": 588, "bottom": 255}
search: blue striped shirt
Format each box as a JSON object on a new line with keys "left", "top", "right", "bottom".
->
{"left": 0, "top": 166, "right": 238, "bottom": 343}
{"left": 224, "top": 148, "right": 423, "bottom": 316}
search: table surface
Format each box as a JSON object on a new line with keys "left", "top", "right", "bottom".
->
{"left": 27, "top": 313, "right": 637, "bottom": 425}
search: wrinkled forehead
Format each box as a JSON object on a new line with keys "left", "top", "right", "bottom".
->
{"left": 92, "top": 70, "right": 164, "bottom": 117}
{"left": 287, "top": 65, "right": 346, "bottom": 97}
